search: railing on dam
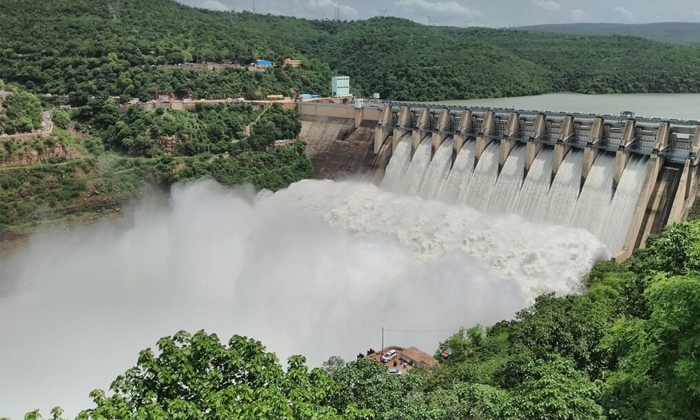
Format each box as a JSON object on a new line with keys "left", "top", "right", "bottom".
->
{"left": 377, "top": 103, "right": 700, "bottom": 165}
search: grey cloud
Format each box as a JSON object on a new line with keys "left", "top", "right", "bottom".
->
{"left": 613, "top": 5, "right": 635, "bottom": 20}
{"left": 393, "top": 0, "right": 483, "bottom": 18}
{"left": 175, "top": 0, "right": 700, "bottom": 27}
{"left": 532, "top": 0, "right": 561, "bottom": 13}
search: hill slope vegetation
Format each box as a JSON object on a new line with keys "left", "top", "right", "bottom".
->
{"left": 519, "top": 22, "right": 700, "bottom": 47}
{"left": 3, "top": 0, "right": 700, "bottom": 101}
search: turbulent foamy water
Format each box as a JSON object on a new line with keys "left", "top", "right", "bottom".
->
{"left": 276, "top": 180, "right": 608, "bottom": 297}
{"left": 1, "top": 180, "right": 607, "bottom": 418}
{"left": 384, "top": 139, "right": 649, "bottom": 254}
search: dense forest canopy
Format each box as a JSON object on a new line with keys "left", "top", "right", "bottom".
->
{"left": 3, "top": 0, "right": 700, "bottom": 101}
{"left": 79, "top": 100, "right": 301, "bottom": 156}
{"left": 519, "top": 22, "right": 700, "bottom": 47}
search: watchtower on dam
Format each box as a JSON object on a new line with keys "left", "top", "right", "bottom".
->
{"left": 296, "top": 102, "right": 700, "bottom": 261}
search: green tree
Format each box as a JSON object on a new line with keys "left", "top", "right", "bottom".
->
{"left": 323, "top": 356, "right": 347, "bottom": 375}
{"left": 631, "top": 222, "right": 700, "bottom": 275}
{"left": 505, "top": 357, "right": 604, "bottom": 420}
{"left": 0, "top": 88, "right": 43, "bottom": 134}
{"left": 52, "top": 109, "right": 70, "bottom": 129}
{"left": 74, "top": 330, "right": 370, "bottom": 420}
{"left": 330, "top": 359, "right": 437, "bottom": 420}
{"left": 602, "top": 274, "right": 700, "bottom": 419}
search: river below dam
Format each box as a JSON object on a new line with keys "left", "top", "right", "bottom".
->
{"left": 430, "top": 92, "right": 700, "bottom": 121}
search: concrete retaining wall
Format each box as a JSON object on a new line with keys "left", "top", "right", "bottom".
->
{"left": 300, "top": 115, "right": 378, "bottom": 180}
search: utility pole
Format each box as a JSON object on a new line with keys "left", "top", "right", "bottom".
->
{"left": 252, "top": 0, "right": 256, "bottom": 14}
{"left": 335, "top": 3, "right": 340, "bottom": 21}
{"left": 379, "top": 9, "right": 388, "bottom": 17}
{"left": 381, "top": 327, "right": 384, "bottom": 352}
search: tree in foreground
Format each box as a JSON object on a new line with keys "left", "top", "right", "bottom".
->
{"left": 66, "top": 330, "right": 371, "bottom": 420}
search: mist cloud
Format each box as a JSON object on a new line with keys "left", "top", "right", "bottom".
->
{"left": 1, "top": 180, "right": 607, "bottom": 418}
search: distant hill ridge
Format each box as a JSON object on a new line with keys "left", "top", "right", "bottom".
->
{"left": 518, "top": 22, "right": 700, "bottom": 47}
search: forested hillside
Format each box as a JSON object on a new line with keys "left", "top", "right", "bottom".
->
{"left": 3, "top": 0, "right": 700, "bottom": 101}
{"left": 0, "top": 0, "right": 334, "bottom": 102}
{"left": 446, "top": 28, "right": 700, "bottom": 94}
{"left": 0, "top": 100, "right": 310, "bottom": 233}
{"left": 519, "top": 22, "right": 700, "bottom": 47}
{"left": 318, "top": 19, "right": 552, "bottom": 100}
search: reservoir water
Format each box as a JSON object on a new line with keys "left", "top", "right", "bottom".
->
{"left": 430, "top": 92, "right": 700, "bottom": 121}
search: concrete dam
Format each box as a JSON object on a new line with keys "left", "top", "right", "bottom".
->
{"left": 297, "top": 102, "right": 700, "bottom": 260}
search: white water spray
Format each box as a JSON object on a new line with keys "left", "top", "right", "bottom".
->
{"left": 460, "top": 142, "right": 500, "bottom": 211}
{"left": 513, "top": 147, "right": 554, "bottom": 222}
{"left": 439, "top": 141, "right": 476, "bottom": 202}
{"left": 380, "top": 134, "right": 411, "bottom": 191}
{"left": 418, "top": 138, "right": 453, "bottom": 199}
{"left": 1, "top": 180, "right": 607, "bottom": 418}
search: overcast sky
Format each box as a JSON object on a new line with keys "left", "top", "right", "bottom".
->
{"left": 176, "top": 0, "right": 700, "bottom": 28}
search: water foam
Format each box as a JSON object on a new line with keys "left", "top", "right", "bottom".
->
{"left": 275, "top": 180, "right": 608, "bottom": 297}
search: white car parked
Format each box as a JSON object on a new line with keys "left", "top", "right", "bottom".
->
{"left": 380, "top": 349, "right": 398, "bottom": 363}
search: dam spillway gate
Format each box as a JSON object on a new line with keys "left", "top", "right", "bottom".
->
{"left": 296, "top": 102, "right": 700, "bottom": 261}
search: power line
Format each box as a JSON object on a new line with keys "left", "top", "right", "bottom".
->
{"left": 106, "top": 0, "right": 120, "bottom": 20}
{"left": 348, "top": 331, "right": 382, "bottom": 361}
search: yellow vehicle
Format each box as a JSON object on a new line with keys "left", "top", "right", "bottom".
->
{"left": 266, "top": 94, "right": 284, "bottom": 100}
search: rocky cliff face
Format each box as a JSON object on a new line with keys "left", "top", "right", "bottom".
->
{"left": 157, "top": 134, "right": 190, "bottom": 155}
{"left": 0, "top": 143, "right": 80, "bottom": 166}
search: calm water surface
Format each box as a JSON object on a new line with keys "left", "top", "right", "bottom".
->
{"left": 431, "top": 93, "right": 700, "bottom": 121}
